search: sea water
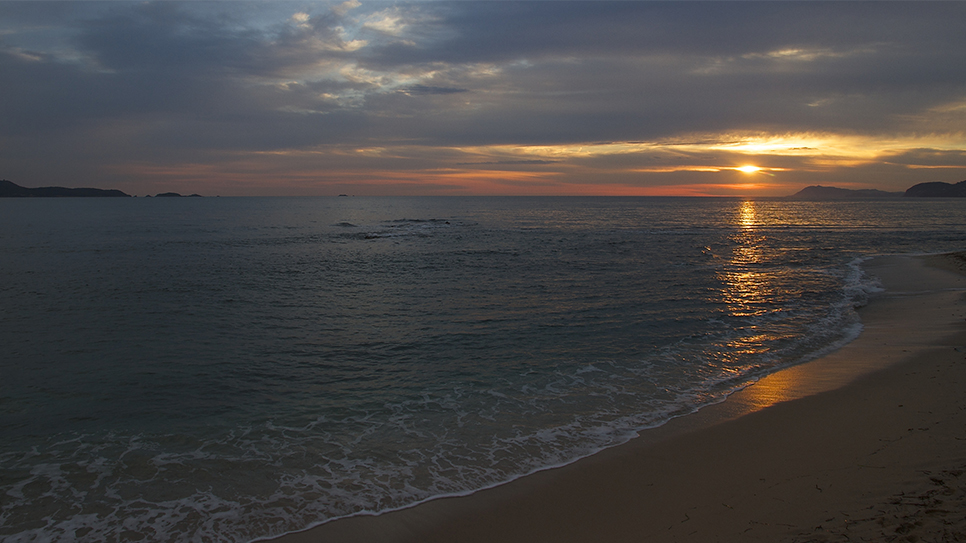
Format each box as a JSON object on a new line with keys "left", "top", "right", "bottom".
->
{"left": 1, "top": 196, "right": 964, "bottom": 542}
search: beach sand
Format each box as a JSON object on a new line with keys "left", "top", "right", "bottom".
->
{"left": 269, "top": 253, "right": 966, "bottom": 543}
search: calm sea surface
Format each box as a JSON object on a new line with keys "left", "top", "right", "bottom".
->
{"left": 2, "top": 196, "right": 965, "bottom": 542}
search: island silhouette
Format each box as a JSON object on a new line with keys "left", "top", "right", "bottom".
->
{"left": 785, "top": 179, "right": 966, "bottom": 200}
{"left": 3, "top": 178, "right": 964, "bottom": 199}
{"left": 0, "top": 179, "right": 130, "bottom": 198}
{"left": 0, "top": 180, "right": 203, "bottom": 198}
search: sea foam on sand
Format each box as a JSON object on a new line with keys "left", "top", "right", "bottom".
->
{"left": 267, "top": 253, "right": 966, "bottom": 543}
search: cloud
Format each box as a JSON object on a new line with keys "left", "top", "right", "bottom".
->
{"left": 398, "top": 85, "right": 468, "bottom": 95}
{"left": 457, "top": 160, "right": 560, "bottom": 166}
{"left": 0, "top": 1, "right": 964, "bottom": 195}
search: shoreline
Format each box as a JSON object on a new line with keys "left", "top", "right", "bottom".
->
{"left": 269, "top": 253, "right": 966, "bottom": 543}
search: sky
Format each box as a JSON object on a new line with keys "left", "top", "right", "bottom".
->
{"left": 1, "top": 1, "right": 965, "bottom": 197}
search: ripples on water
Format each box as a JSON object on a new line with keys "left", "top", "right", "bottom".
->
{"left": 1, "top": 197, "right": 964, "bottom": 542}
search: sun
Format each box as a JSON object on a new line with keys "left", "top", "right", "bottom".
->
{"left": 736, "top": 165, "right": 762, "bottom": 174}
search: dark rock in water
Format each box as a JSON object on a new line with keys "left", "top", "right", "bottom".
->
{"left": 0, "top": 179, "right": 130, "bottom": 198}
{"left": 787, "top": 185, "right": 902, "bottom": 200}
{"left": 904, "top": 180, "right": 966, "bottom": 197}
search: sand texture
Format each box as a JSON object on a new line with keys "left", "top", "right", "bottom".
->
{"left": 269, "top": 253, "right": 966, "bottom": 543}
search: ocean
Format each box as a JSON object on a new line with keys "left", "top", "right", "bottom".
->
{"left": 1, "top": 196, "right": 964, "bottom": 542}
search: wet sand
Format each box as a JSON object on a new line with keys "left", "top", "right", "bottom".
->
{"left": 269, "top": 253, "right": 966, "bottom": 543}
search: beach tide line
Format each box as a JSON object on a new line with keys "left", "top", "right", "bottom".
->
{"left": 267, "top": 252, "right": 966, "bottom": 543}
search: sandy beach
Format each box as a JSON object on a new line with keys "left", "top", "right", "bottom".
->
{"left": 270, "top": 253, "right": 966, "bottom": 543}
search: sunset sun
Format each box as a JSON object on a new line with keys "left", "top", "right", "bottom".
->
{"left": 737, "top": 165, "right": 762, "bottom": 174}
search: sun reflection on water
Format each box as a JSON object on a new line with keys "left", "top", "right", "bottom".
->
{"left": 721, "top": 201, "right": 771, "bottom": 318}
{"left": 713, "top": 201, "right": 801, "bottom": 378}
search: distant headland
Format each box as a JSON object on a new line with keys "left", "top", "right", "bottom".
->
{"left": 788, "top": 180, "right": 966, "bottom": 200}
{"left": 147, "top": 192, "right": 203, "bottom": 198}
{"left": 0, "top": 179, "right": 130, "bottom": 198}
{"left": 0, "top": 180, "right": 202, "bottom": 198}
{"left": 904, "top": 180, "right": 966, "bottom": 198}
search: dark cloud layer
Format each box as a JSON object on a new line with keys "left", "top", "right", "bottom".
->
{"left": 1, "top": 1, "right": 964, "bottom": 195}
